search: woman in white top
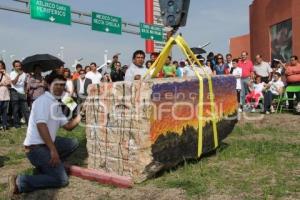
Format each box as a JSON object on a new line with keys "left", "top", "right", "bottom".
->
{"left": 0, "top": 61, "right": 11, "bottom": 131}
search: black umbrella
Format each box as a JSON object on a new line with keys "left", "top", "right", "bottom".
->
{"left": 191, "top": 47, "right": 206, "bottom": 55}
{"left": 21, "top": 54, "right": 64, "bottom": 73}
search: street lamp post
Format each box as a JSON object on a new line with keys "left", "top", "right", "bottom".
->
{"left": 10, "top": 54, "right": 15, "bottom": 62}
{"left": 104, "top": 49, "right": 108, "bottom": 64}
{"left": 60, "top": 46, "right": 64, "bottom": 60}
{"left": 1, "top": 50, "right": 6, "bottom": 61}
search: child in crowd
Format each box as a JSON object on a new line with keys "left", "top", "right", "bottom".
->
{"left": 245, "top": 76, "right": 265, "bottom": 112}
{"left": 230, "top": 59, "right": 242, "bottom": 112}
{"left": 263, "top": 72, "right": 285, "bottom": 114}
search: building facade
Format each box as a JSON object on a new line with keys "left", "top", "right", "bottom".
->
{"left": 230, "top": 0, "right": 300, "bottom": 62}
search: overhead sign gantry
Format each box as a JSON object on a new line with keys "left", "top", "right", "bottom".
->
{"left": 30, "top": 0, "right": 71, "bottom": 25}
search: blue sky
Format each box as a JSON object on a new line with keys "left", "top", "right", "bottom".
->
{"left": 0, "top": 0, "right": 252, "bottom": 71}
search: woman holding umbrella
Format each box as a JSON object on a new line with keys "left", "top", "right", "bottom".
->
{"left": 26, "top": 64, "right": 47, "bottom": 107}
{"left": 22, "top": 54, "right": 65, "bottom": 75}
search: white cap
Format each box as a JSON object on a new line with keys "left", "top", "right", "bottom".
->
{"left": 107, "top": 60, "right": 112, "bottom": 64}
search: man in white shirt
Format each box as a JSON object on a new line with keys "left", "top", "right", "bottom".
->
{"left": 125, "top": 50, "right": 147, "bottom": 81}
{"left": 8, "top": 74, "right": 82, "bottom": 195}
{"left": 10, "top": 60, "right": 30, "bottom": 128}
{"left": 254, "top": 54, "right": 272, "bottom": 83}
{"left": 85, "top": 62, "right": 102, "bottom": 84}
{"left": 263, "top": 72, "right": 284, "bottom": 114}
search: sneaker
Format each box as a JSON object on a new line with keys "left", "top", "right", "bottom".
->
{"left": 266, "top": 111, "right": 270, "bottom": 115}
{"left": 20, "top": 118, "right": 25, "bottom": 124}
{"left": 251, "top": 108, "right": 256, "bottom": 113}
{"left": 7, "top": 175, "right": 19, "bottom": 198}
{"left": 238, "top": 108, "right": 243, "bottom": 113}
{"left": 270, "top": 106, "right": 275, "bottom": 113}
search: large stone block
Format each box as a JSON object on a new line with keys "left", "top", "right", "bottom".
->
{"left": 85, "top": 76, "right": 238, "bottom": 182}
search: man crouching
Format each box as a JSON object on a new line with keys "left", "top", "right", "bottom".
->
{"left": 8, "top": 74, "right": 82, "bottom": 197}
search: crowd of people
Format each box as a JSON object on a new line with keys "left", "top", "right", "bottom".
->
{"left": 2, "top": 49, "right": 300, "bottom": 197}
{"left": 1, "top": 50, "right": 300, "bottom": 131}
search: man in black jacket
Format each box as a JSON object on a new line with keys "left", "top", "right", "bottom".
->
{"left": 73, "top": 69, "right": 92, "bottom": 104}
{"left": 111, "top": 61, "right": 124, "bottom": 82}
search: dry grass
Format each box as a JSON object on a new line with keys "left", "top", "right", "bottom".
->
{"left": 0, "top": 113, "right": 299, "bottom": 199}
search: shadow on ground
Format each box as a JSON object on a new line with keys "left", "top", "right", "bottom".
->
{"left": 151, "top": 142, "right": 229, "bottom": 180}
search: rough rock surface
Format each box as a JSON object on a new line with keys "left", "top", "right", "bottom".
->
{"left": 85, "top": 76, "right": 238, "bottom": 182}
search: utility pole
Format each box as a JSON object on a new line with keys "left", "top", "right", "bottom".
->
{"left": 1, "top": 50, "right": 6, "bottom": 62}
{"left": 60, "top": 46, "right": 64, "bottom": 61}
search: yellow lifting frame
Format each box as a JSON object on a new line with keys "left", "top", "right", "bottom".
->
{"left": 143, "top": 35, "right": 219, "bottom": 157}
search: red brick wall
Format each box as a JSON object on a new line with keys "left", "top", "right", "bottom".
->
{"left": 229, "top": 34, "right": 251, "bottom": 59}
{"left": 230, "top": 0, "right": 300, "bottom": 62}
{"left": 249, "top": 0, "right": 272, "bottom": 61}
{"left": 292, "top": 0, "right": 300, "bottom": 58}
{"left": 266, "top": 0, "right": 292, "bottom": 25}
{"left": 250, "top": 0, "right": 300, "bottom": 61}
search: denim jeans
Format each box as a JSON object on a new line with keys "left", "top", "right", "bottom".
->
{"left": 0, "top": 101, "right": 9, "bottom": 128}
{"left": 17, "top": 137, "right": 79, "bottom": 193}
{"left": 10, "top": 89, "right": 29, "bottom": 127}
{"left": 241, "top": 77, "right": 250, "bottom": 106}
{"left": 264, "top": 91, "right": 278, "bottom": 112}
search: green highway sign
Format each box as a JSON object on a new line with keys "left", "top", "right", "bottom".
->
{"left": 92, "top": 12, "right": 122, "bottom": 35}
{"left": 140, "top": 23, "right": 164, "bottom": 41}
{"left": 30, "top": 0, "right": 71, "bottom": 25}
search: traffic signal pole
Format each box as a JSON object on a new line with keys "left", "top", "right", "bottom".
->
{"left": 145, "top": 0, "right": 154, "bottom": 53}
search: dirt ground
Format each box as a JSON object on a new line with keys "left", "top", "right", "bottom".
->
{"left": 1, "top": 113, "right": 299, "bottom": 200}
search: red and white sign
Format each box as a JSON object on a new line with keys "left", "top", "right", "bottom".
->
{"left": 145, "top": 0, "right": 167, "bottom": 53}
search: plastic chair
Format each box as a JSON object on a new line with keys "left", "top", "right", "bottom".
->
{"left": 275, "top": 85, "right": 300, "bottom": 113}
